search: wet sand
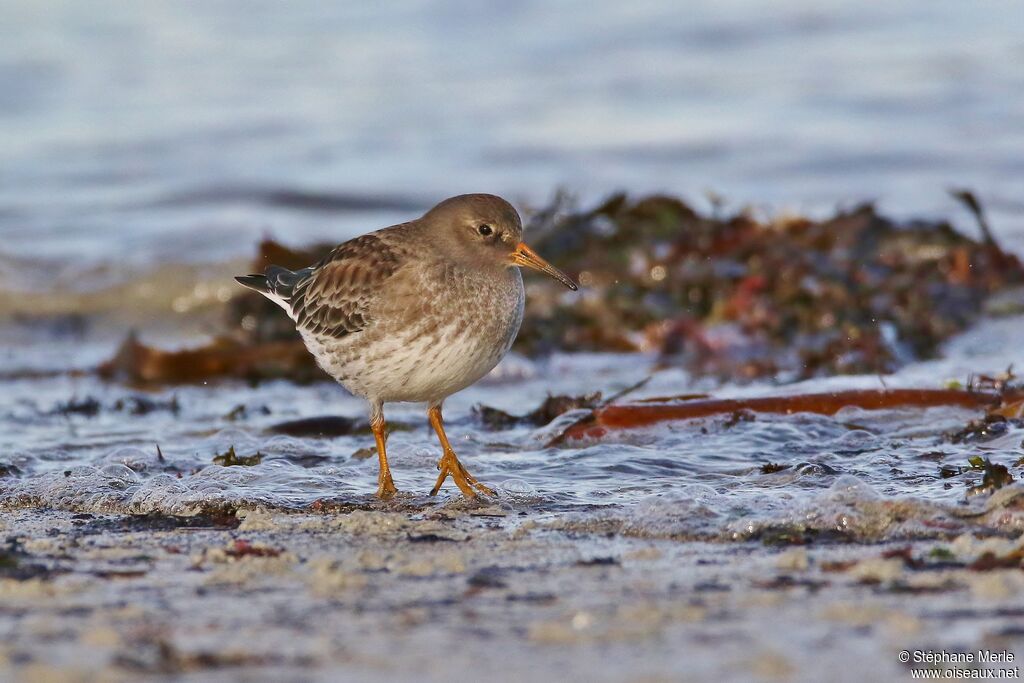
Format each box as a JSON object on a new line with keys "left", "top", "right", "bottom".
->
{"left": 3, "top": 494, "right": 1024, "bottom": 682}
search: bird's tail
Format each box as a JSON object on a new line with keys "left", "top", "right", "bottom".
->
{"left": 234, "top": 265, "right": 307, "bottom": 312}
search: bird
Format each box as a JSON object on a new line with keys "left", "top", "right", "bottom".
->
{"left": 235, "top": 194, "right": 577, "bottom": 499}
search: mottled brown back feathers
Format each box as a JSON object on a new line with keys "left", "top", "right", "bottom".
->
{"left": 290, "top": 232, "right": 406, "bottom": 339}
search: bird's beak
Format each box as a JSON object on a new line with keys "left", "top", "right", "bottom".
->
{"left": 510, "top": 242, "right": 578, "bottom": 290}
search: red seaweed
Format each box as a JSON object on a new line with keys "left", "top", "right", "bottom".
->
{"left": 551, "top": 388, "right": 1024, "bottom": 445}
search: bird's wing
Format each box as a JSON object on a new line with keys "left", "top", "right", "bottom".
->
{"left": 288, "top": 231, "right": 406, "bottom": 339}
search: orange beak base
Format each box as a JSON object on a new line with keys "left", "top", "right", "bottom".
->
{"left": 510, "top": 242, "right": 578, "bottom": 290}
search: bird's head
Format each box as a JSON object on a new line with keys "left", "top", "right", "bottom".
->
{"left": 422, "top": 194, "right": 577, "bottom": 290}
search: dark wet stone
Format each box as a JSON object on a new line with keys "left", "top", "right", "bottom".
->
{"left": 225, "top": 404, "right": 272, "bottom": 421}
{"left": 753, "top": 575, "right": 829, "bottom": 592}
{"left": 50, "top": 394, "right": 180, "bottom": 418}
{"left": 407, "top": 533, "right": 460, "bottom": 543}
{"left": 794, "top": 462, "right": 841, "bottom": 476}
{"left": 917, "top": 450, "right": 949, "bottom": 461}
{"left": 939, "top": 465, "right": 964, "bottom": 479}
{"left": 0, "top": 463, "right": 23, "bottom": 478}
{"left": 694, "top": 581, "right": 732, "bottom": 592}
{"left": 884, "top": 581, "right": 958, "bottom": 595}
{"left": 268, "top": 415, "right": 366, "bottom": 437}
{"left": 76, "top": 512, "right": 241, "bottom": 535}
{"left": 995, "top": 626, "right": 1024, "bottom": 638}
{"left": 91, "top": 569, "right": 150, "bottom": 579}
{"left": 755, "top": 526, "right": 853, "bottom": 547}
{"left": 111, "top": 395, "right": 181, "bottom": 416}
{"left": 0, "top": 540, "right": 58, "bottom": 581}
{"left": 505, "top": 592, "right": 557, "bottom": 604}
{"left": 466, "top": 566, "right": 508, "bottom": 589}
{"left": 53, "top": 396, "right": 101, "bottom": 417}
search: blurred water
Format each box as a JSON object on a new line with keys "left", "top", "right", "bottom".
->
{"left": 1, "top": 0, "right": 1023, "bottom": 279}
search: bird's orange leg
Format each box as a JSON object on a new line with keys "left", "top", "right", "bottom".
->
{"left": 428, "top": 405, "right": 494, "bottom": 498}
{"left": 370, "top": 405, "right": 397, "bottom": 499}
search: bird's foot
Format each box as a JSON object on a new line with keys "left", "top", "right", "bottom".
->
{"left": 430, "top": 450, "right": 494, "bottom": 498}
{"left": 376, "top": 471, "right": 398, "bottom": 499}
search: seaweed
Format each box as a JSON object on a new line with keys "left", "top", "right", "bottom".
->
{"left": 965, "top": 456, "right": 1014, "bottom": 496}
{"left": 722, "top": 409, "right": 755, "bottom": 428}
{"left": 213, "top": 446, "right": 263, "bottom": 467}
{"left": 91, "top": 569, "right": 149, "bottom": 579}
{"left": 98, "top": 331, "right": 321, "bottom": 386}
{"left": 518, "top": 193, "right": 1024, "bottom": 380}
{"left": 473, "top": 378, "right": 653, "bottom": 430}
{"left": 950, "top": 414, "right": 1015, "bottom": 443}
{"left": 947, "top": 370, "right": 1024, "bottom": 448}
{"left": 89, "top": 193, "right": 1024, "bottom": 386}
{"left": 551, "top": 387, "right": 1021, "bottom": 445}
{"left": 473, "top": 393, "right": 603, "bottom": 430}
{"left": 880, "top": 546, "right": 923, "bottom": 569}
{"left": 224, "top": 540, "right": 281, "bottom": 558}
{"left": 969, "top": 550, "right": 1024, "bottom": 571}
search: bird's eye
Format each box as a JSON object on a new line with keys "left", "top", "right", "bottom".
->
{"left": 477, "top": 224, "right": 493, "bottom": 237}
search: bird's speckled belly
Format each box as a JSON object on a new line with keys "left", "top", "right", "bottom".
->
{"left": 301, "top": 269, "right": 525, "bottom": 405}
{"left": 372, "top": 321, "right": 509, "bottom": 402}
